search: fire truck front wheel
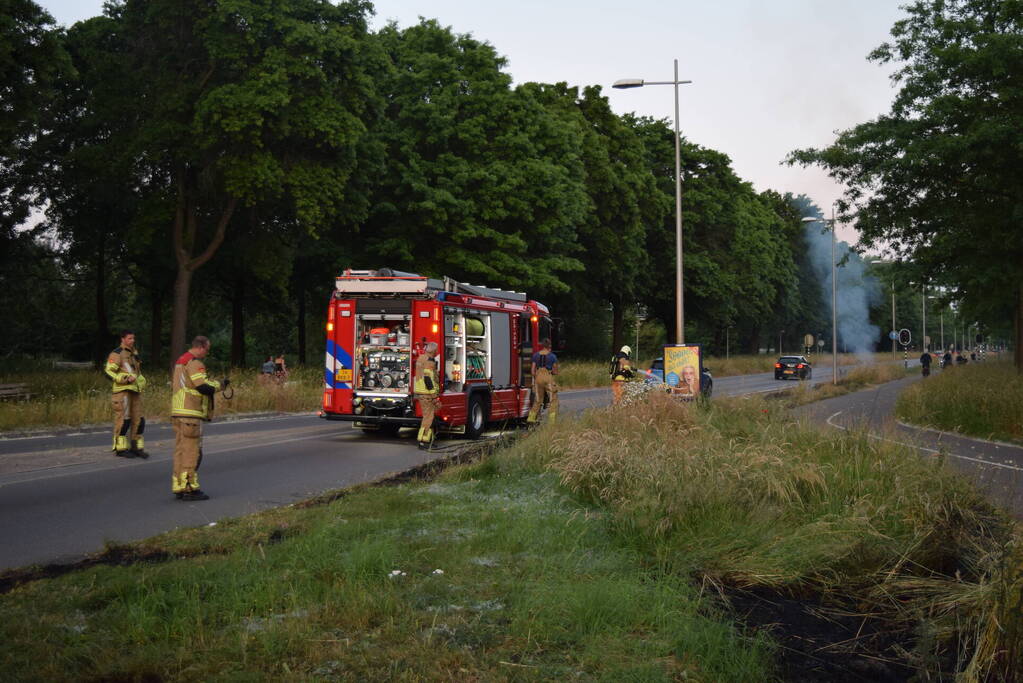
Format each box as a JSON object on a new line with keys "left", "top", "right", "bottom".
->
{"left": 465, "top": 395, "right": 487, "bottom": 440}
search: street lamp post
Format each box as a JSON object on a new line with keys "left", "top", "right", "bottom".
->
{"left": 922, "top": 285, "right": 927, "bottom": 353}
{"left": 803, "top": 209, "right": 839, "bottom": 384}
{"left": 940, "top": 308, "right": 944, "bottom": 352}
{"left": 614, "top": 61, "right": 692, "bottom": 343}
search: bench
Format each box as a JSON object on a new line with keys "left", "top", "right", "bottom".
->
{"left": 0, "top": 383, "right": 32, "bottom": 401}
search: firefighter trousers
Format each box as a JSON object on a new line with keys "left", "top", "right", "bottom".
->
{"left": 112, "top": 391, "right": 143, "bottom": 451}
{"left": 171, "top": 417, "right": 203, "bottom": 493}
{"left": 611, "top": 380, "right": 626, "bottom": 405}
{"left": 416, "top": 394, "right": 440, "bottom": 445}
{"left": 527, "top": 369, "right": 558, "bottom": 423}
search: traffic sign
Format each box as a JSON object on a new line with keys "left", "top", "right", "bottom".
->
{"left": 888, "top": 330, "right": 898, "bottom": 341}
{"left": 817, "top": 339, "right": 824, "bottom": 348}
{"left": 898, "top": 328, "right": 911, "bottom": 346}
{"left": 803, "top": 334, "right": 814, "bottom": 347}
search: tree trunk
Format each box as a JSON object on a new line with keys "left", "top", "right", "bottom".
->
{"left": 169, "top": 266, "right": 193, "bottom": 374}
{"left": 168, "top": 174, "right": 238, "bottom": 374}
{"left": 150, "top": 290, "right": 163, "bottom": 370}
{"left": 231, "top": 278, "right": 245, "bottom": 368}
{"left": 746, "top": 325, "right": 761, "bottom": 355}
{"left": 1015, "top": 279, "right": 1022, "bottom": 373}
{"left": 297, "top": 282, "right": 307, "bottom": 366}
{"left": 93, "top": 235, "right": 109, "bottom": 367}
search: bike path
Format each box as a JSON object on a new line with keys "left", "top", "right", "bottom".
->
{"left": 796, "top": 374, "right": 1023, "bottom": 518}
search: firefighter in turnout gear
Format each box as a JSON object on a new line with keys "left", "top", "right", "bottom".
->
{"left": 105, "top": 330, "right": 148, "bottom": 457}
{"left": 414, "top": 342, "right": 440, "bottom": 450}
{"left": 170, "top": 336, "right": 228, "bottom": 501}
{"left": 527, "top": 337, "right": 559, "bottom": 424}
{"left": 610, "top": 345, "right": 635, "bottom": 405}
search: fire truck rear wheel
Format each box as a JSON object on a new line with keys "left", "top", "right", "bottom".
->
{"left": 465, "top": 396, "right": 486, "bottom": 440}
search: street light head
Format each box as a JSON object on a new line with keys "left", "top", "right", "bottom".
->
{"left": 612, "top": 78, "right": 645, "bottom": 89}
{"left": 801, "top": 216, "right": 822, "bottom": 223}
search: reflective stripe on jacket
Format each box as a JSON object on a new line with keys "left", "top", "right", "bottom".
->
{"left": 171, "top": 352, "right": 220, "bottom": 419}
{"left": 106, "top": 347, "right": 145, "bottom": 393}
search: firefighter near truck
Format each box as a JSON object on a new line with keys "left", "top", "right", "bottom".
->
{"left": 319, "top": 269, "right": 561, "bottom": 439}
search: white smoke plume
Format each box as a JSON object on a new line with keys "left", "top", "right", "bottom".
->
{"left": 803, "top": 221, "right": 881, "bottom": 356}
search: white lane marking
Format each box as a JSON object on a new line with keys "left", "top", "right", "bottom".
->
{"left": 894, "top": 420, "right": 1023, "bottom": 451}
{"left": 0, "top": 429, "right": 345, "bottom": 487}
{"left": 825, "top": 410, "right": 1023, "bottom": 472}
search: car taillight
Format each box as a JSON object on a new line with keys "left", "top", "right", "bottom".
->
{"left": 796, "top": 363, "right": 804, "bottom": 368}
{"left": 774, "top": 363, "right": 782, "bottom": 368}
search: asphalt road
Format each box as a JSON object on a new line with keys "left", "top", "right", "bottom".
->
{"left": 0, "top": 358, "right": 968, "bottom": 573}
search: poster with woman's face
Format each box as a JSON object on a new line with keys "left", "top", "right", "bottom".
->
{"left": 663, "top": 344, "right": 701, "bottom": 397}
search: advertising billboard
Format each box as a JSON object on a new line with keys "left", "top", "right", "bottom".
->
{"left": 663, "top": 344, "right": 702, "bottom": 399}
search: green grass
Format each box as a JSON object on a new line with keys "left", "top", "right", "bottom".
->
{"left": 3, "top": 388, "right": 1020, "bottom": 679}
{"left": 781, "top": 361, "right": 915, "bottom": 406}
{"left": 500, "top": 392, "right": 1021, "bottom": 678}
{"left": 896, "top": 360, "right": 1023, "bottom": 444}
{"left": 0, "top": 469, "right": 772, "bottom": 681}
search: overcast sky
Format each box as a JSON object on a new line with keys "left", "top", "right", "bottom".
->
{"left": 40, "top": 0, "right": 907, "bottom": 245}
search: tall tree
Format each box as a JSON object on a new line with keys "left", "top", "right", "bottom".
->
{"left": 789, "top": 0, "right": 1023, "bottom": 370}
{"left": 0, "top": 0, "right": 68, "bottom": 246}
{"left": 359, "top": 21, "right": 588, "bottom": 293}
{"left": 630, "top": 116, "right": 796, "bottom": 352}
{"left": 101, "top": 0, "right": 380, "bottom": 368}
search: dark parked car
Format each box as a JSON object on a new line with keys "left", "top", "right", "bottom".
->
{"left": 774, "top": 355, "right": 812, "bottom": 380}
{"left": 646, "top": 358, "right": 713, "bottom": 398}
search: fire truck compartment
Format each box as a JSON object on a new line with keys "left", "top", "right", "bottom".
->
{"left": 355, "top": 315, "right": 412, "bottom": 393}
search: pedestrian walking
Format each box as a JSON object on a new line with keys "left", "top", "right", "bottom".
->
{"left": 919, "top": 350, "right": 932, "bottom": 377}
{"left": 527, "top": 337, "right": 559, "bottom": 424}
{"left": 942, "top": 350, "right": 952, "bottom": 369}
{"left": 610, "top": 345, "right": 636, "bottom": 405}
{"left": 105, "top": 330, "right": 148, "bottom": 457}
{"left": 414, "top": 342, "right": 440, "bottom": 449}
{"left": 170, "top": 336, "right": 228, "bottom": 501}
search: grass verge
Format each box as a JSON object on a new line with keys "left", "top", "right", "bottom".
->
{"left": 780, "top": 361, "right": 915, "bottom": 407}
{"left": 0, "top": 366, "right": 323, "bottom": 432}
{"left": 3, "top": 392, "right": 1020, "bottom": 679}
{"left": 895, "top": 360, "right": 1023, "bottom": 444}
{"left": 0, "top": 450, "right": 773, "bottom": 681}
{"left": 1, "top": 353, "right": 906, "bottom": 431}
{"left": 556, "top": 352, "right": 902, "bottom": 389}
{"left": 503, "top": 393, "right": 1021, "bottom": 679}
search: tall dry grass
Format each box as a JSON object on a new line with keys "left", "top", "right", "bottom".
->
{"left": 0, "top": 366, "right": 323, "bottom": 432}
{"left": 896, "top": 360, "right": 1023, "bottom": 444}
{"left": 501, "top": 392, "right": 1020, "bottom": 677}
{"left": 557, "top": 352, "right": 901, "bottom": 388}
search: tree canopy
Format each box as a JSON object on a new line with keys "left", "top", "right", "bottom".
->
{"left": 789, "top": 0, "right": 1023, "bottom": 368}
{"left": 3, "top": 0, "right": 1010, "bottom": 367}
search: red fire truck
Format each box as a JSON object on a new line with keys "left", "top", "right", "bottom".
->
{"left": 319, "top": 268, "right": 560, "bottom": 438}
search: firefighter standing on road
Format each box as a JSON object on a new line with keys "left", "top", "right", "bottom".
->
{"left": 414, "top": 342, "right": 440, "bottom": 450}
{"left": 105, "top": 330, "right": 148, "bottom": 458}
{"left": 610, "top": 345, "right": 635, "bottom": 405}
{"left": 170, "top": 336, "right": 228, "bottom": 501}
{"left": 527, "top": 337, "right": 559, "bottom": 424}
